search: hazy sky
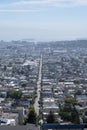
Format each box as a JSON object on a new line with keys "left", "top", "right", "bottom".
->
{"left": 0, "top": 0, "right": 87, "bottom": 41}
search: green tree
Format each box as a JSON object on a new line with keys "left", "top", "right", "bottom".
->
{"left": 75, "top": 90, "right": 82, "bottom": 95}
{"left": 46, "top": 111, "right": 55, "bottom": 123}
{"left": 71, "top": 107, "right": 80, "bottom": 124}
{"left": 26, "top": 106, "right": 37, "bottom": 124}
{"left": 7, "top": 89, "right": 22, "bottom": 100}
{"left": 64, "top": 97, "right": 76, "bottom": 106}
{"left": 59, "top": 97, "right": 80, "bottom": 124}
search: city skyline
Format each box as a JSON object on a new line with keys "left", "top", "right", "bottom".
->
{"left": 0, "top": 0, "right": 87, "bottom": 41}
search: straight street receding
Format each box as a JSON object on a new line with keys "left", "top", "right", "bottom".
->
{"left": 34, "top": 55, "right": 42, "bottom": 115}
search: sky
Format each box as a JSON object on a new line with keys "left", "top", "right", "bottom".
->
{"left": 0, "top": 0, "right": 87, "bottom": 41}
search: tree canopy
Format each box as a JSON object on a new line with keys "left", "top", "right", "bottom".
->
{"left": 59, "top": 97, "right": 80, "bottom": 124}
{"left": 46, "top": 111, "right": 55, "bottom": 123}
{"left": 26, "top": 105, "right": 37, "bottom": 124}
{"left": 7, "top": 89, "right": 22, "bottom": 100}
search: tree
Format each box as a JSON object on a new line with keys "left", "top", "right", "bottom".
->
{"left": 59, "top": 97, "right": 80, "bottom": 124}
{"left": 71, "top": 107, "right": 80, "bottom": 124}
{"left": 64, "top": 97, "right": 76, "bottom": 106}
{"left": 46, "top": 111, "right": 55, "bottom": 123}
{"left": 75, "top": 90, "right": 82, "bottom": 95}
{"left": 7, "top": 89, "right": 22, "bottom": 100}
{"left": 26, "top": 106, "right": 37, "bottom": 124}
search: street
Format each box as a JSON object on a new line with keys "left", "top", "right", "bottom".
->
{"left": 34, "top": 55, "right": 42, "bottom": 115}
